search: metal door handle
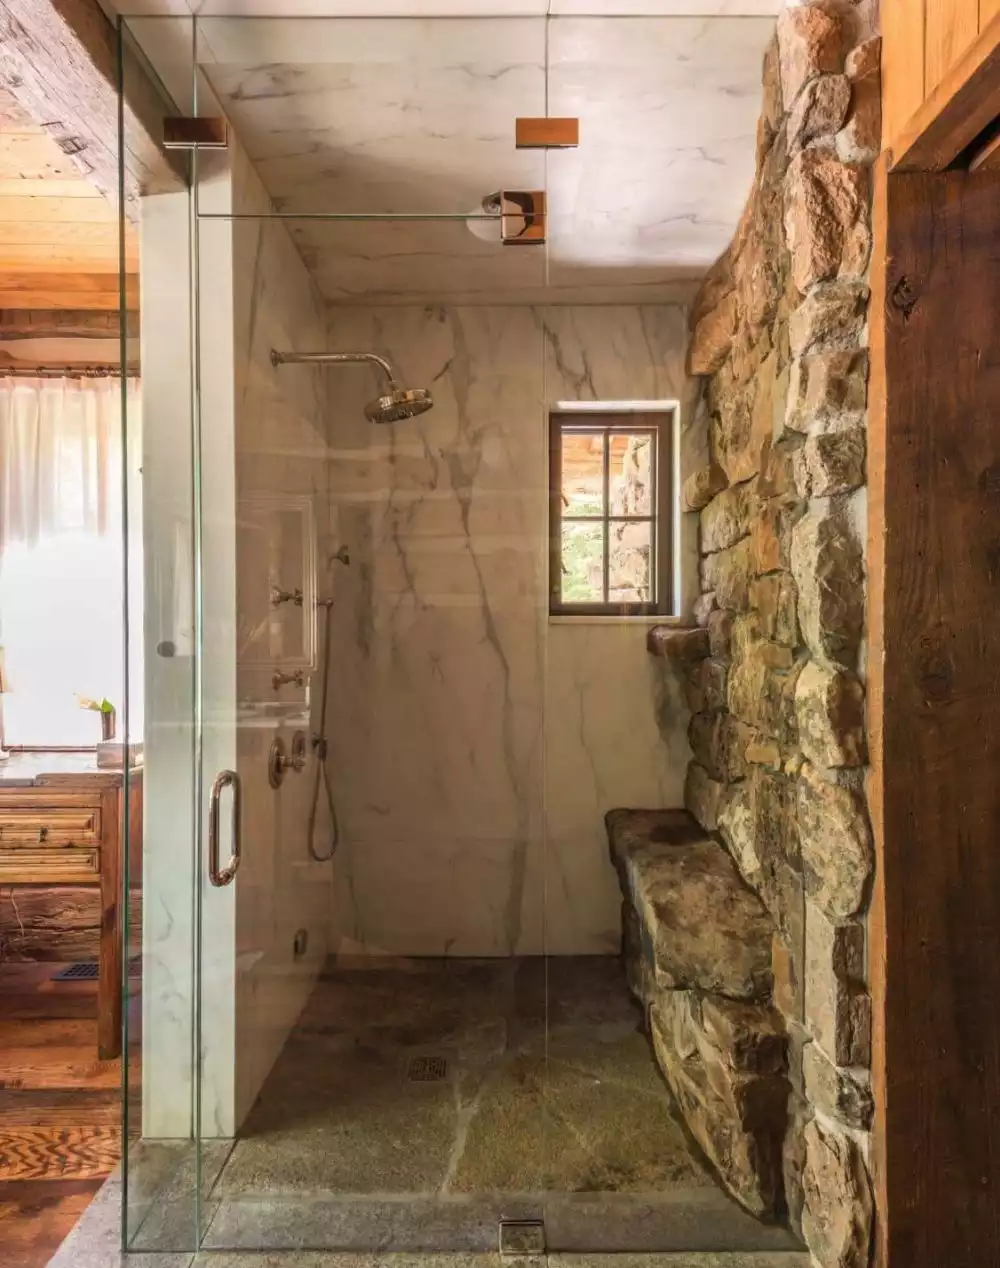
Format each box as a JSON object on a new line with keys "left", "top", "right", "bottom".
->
{"left": 208, "top": 769, "right": 242, "bottom": 887}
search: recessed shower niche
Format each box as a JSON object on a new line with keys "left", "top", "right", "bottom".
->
{"left": 237, "top": 494, "right": 317, "bottom": 678}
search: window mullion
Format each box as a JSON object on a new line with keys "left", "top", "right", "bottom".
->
{"left": 649, "top": 428, "right": 658, "bottom": 605}
{"left": 602, "top": 430, "right": 610, "bottom": 604}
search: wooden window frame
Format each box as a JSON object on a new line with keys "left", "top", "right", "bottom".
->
{"left": 548, "top": 410, "right": 674, "bottom": 617}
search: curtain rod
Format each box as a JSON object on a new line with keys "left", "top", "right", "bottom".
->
{"left": 0, "top": 365, "right": 138, "bottom": 379}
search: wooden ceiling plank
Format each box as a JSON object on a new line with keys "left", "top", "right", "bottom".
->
{"left": 0, "top": 0, "right": 185, "bottom": 222}
{"left": 0, "top": 220, "right": 122, "bottom": 247}
{"left": 0, "top": 272, "right": 137, "bottom": 310}
{"left": 0, "top": 248, "right": 135, "bottom": 272}
{"left": 0, "top": 178, "right": 103, "bottom": 198}
{"left": 0, "top": 132, "right": 94, "bottom": 181}
{"left": 0, "top": 195, "right": 117, "bottom": 222}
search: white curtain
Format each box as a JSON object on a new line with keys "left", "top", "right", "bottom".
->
{"left": 0, "top": 378, "right": 143, "bottom": 746}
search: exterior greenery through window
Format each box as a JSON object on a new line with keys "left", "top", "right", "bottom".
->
{"left": 549, "top": 411, "right": 673, "bottom": 616}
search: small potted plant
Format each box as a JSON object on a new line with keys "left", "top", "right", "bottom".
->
{"left": 78, "top": 697, "right": 139, "bottom": 768}
{"left": 78, "top": 696, "right": 117, "bottom": 741}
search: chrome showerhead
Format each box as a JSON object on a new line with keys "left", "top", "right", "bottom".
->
{"left": 271, "top": 349, "right": 434, "bottom": 426}
{"left": 365, "top": 386, "right": 434, "bottom": 425}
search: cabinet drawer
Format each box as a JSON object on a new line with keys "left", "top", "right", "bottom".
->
{"left": 0, "top": 806, "right": 102, "bottom": 847}
{"left": 0, "top": 847, "right": 100, "bottom": 884}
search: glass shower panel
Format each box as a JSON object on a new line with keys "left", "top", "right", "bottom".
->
{"left": 117, "top": 15, "right": 201, "bottom": 1256}
{"left": 183, "top": 14, "right": 552, "bottom": 1252}
{"left": 540, "top": 13, "right": 799, "bottom": 1258}
{"left": 540, "top": 17, "right": 714, "bottom": 1251}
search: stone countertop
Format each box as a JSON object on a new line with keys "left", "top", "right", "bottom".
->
{"left": 0, "top": 750, "right": 143, "bottom": 789}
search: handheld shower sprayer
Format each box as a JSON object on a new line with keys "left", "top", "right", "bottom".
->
{"left": 304, "top": 542, "right": 352, "bottom": 864}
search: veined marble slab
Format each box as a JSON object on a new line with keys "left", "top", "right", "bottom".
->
{"left": 129, "top": 14, "right": 776, "bottom": 303}
{"left": 323, "top": 302, "right": 697, "bottom": 957}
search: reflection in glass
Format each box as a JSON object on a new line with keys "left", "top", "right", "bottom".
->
{"left": 609, "top": 518, "right": 652, "bottom": 602}
{"left": 561, "top": 430, "right": 605, "bottom": 515}
{"left": 561, "top": 520, "right": 605, "bottom": 603}
{"left": 610, "top": 432, "right": 653, "bottom": 517}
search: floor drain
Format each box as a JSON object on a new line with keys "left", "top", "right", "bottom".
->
{"left": 406, "top": 1055, "right": 448, "bottom": 1082}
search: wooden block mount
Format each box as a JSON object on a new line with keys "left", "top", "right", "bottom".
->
{"left": 515, "top": 117, "right": 579, "bottom": 148}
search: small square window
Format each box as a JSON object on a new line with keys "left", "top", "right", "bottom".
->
{"left": 549, "top": 411, "right": 673, "bottom": 617}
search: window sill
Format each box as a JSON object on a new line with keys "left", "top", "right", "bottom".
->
{"left": 548, "top": 614, "right": 695, "bottom": 627}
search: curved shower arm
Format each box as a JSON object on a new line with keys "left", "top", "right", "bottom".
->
{"left": 270, "top": 349, "right": 396, "bottom": 385}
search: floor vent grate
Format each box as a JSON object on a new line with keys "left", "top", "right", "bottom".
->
{"left": 53, "top": 959, "right": 141, "bottom": 982}
{"left": 53, "top": 962, "right": 99, "bottom": 981}
{"left": 406, "top": 1055, "right": 448, "bottom": 1082}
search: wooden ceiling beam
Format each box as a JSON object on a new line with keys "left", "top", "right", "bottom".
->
{"left": 0, "top": 0, "right": 184, "bottom": 222}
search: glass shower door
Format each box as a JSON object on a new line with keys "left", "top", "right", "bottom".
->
{"left": 181, "top": 12, "right": 554, "bottom": 1254}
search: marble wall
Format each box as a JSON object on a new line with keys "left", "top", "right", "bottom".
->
{"left": 324, "top": 303, "right": 699, "bottom": 957}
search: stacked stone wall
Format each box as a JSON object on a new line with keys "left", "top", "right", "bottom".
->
{"left": 681, "top": 10, "right": 880, "bottom": 1267}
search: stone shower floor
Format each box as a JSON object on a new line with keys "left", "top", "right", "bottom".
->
{"left": 193, "top": 956, "right": 798, "bottom": 1255}
{"left": 217, "top": 956, "right": 712, "bottom": 1198}
{"left": 118, "top": 957, "right": 800, "bottom": 1256}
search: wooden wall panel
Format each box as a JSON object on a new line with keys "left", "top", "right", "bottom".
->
{"left": 878, "top": 168, "right": 1000, "bottom": 1268}
{"left": 982, "top": 0, "right": 1000, "bottom": 29}
{"left": 926, "top": 0, "right": 981, "bottom": 91}
{"left": 882, "top": 0, "right": 928, "bottom": 153}
{"left": 883, "top": 0, "right": 1000, "bottom": 160}
{"left": 892, "top": 14, "right": 1000, "bottom": 169}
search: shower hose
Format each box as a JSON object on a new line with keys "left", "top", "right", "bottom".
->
{"left": 307, "top": 598, "right": 341, "bottom": 863}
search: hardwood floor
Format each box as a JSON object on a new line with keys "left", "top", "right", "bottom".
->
{"left": 0, "top": 963, "right": 122, "bottom": 1268}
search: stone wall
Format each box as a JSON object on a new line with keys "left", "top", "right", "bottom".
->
{"left": 680, "top": 9, "right": 880, "bottom": 1268}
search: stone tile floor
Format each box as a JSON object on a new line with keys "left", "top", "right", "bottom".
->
{"left": 216, "top": 956, "right": 714, "bottom": 1200}
{"left": 59, "top": 957, "right": 803, "bottom": 1265}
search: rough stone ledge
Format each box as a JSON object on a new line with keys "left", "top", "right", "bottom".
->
{"left": 651, "top": 997, "right": 790, "bottom": 1221}
{"left": 615, "top": 831, "right": 792, "bottom": 1223}
{"left": 607, "top": 808, "right": 774, "bottom": 1001}
{"left": 647, "top": 625, "right": 711, "bottom": 664}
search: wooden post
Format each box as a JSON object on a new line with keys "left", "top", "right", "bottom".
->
{"left": 868, "top": 165, "right": 1000, "bottom": 1268}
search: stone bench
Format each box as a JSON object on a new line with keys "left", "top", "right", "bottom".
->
{"left": 607, "top": 807, "right": 790, "bottom": 1221}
